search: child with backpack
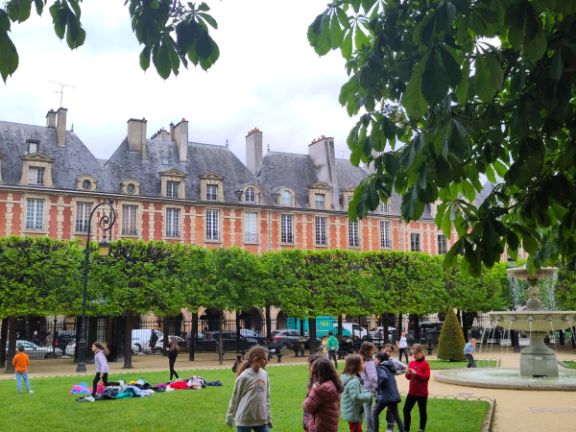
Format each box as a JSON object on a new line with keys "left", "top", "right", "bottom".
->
{"left": 341, "top": 354, "right": 373, "bottom": 432}
{"left": 373, "top": 352, "right": 404, "bottom": 432}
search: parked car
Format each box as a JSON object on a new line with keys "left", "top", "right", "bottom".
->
{"left": 131, "top": 329, "right": 163, "bottom": 353}
{"left": 8, "top": 340, "right": 63, "bottom": 359}
{"left": 65, "top": 340, "right": 140, "bottom": 357}
{"left": 54, "top": 330, "right": 76, "bottom": 352}
{"left": 368, "top": 326, "right": 397, "bottom": 342}
{"left": 332, "top": 323, "right": 368, "bottom": 339}
{"left": 272, "top": 329, "right": 319, "bottom": 350}
{"left": 197, "top": 331, "right": 266, "bottom": 352}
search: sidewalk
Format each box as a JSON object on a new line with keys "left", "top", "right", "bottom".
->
{"left": 2, "top": 349, "right": 576, "bottom": 432}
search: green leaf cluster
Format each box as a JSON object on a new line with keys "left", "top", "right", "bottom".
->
{"left": 309, "top": 0, "right": 576, "bottom": 275}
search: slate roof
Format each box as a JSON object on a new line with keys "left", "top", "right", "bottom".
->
{"left": 104, "top": 138, "right": 258, "bottom": 201}
{"left": 0, "top": 120, "right": 104, "bottom": 190}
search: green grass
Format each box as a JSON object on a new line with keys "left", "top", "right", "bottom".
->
{"left": 560, "top": 360, "right": 576, "bottom": 369}
{"left": 0, "top": 365, "right": 489, "bottom": 432}
{"left": 429, "top": 359, "right": 497, "bottom": 369}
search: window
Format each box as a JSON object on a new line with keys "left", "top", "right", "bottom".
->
{"left": 281, "top": 214, "right": 294, "bottom": 243}
{"left": 75, "top": 202, "right": 92, "bottom": 233}
{"left": 437, "top": 234, "right": 448, "bottom": 254}
{"left": 348, "top": 219, "right": 360, "bottom": 247}
{"left": 28, "top": 167, "right": 45, "bottom": 185}
{"left": 381, "top": 201, "right": 390, "bottom": 214}
{"left": 82, "top": 179, "right": 92, "bottom": 190}
{"left": 126, "top": 183, "right": 136, "bottom": 194}
{"left": 206, "top": 209, "right": 220, "bottom": 241}
{"left": 244, "top": 212, "right": 258, "bottom": 243}
{"left": 25, "top": 198, "right": 44, "bottom": 231}
{"left": 27, "top": 140, "right": 38, "bottom": 154}
{"left": 380, "top": 220, "right": 391, "bottom": 248}
{"left": 315, "top": 216, "right": 327, "bottom": 246}
{"left": 166, "top": 181, "right": 180, "bottom": 198}
{"left": 314, "top": 193, "right": 325, "bottom": 209}
{"left": 281, "top": 190, "right": 292, "bottom": 206}
{"left": 122, "top": 205, "right": 138, "bottom": 236}
{"left": 206, "top": 184, "right": 218, "bottom": 201}
{"left": 166, "top": 208, "right": 180, "bottom": 237}
{"left": 410, "top": 233, "right": 421, "bottom": 251}
{"left": 245, "top": 187, "right": 255, "bottom": 203}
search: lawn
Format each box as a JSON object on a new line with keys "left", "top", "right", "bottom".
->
{"left": 428, "top": 359, "right": 497, "bottom": 369}
{"left": 0, "top": 365, "right": 489, "bottom": 432}
{"left": 560, "top": 360, "right": 576, "bottom": 369}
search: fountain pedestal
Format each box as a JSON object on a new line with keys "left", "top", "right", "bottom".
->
{"left": 520, "top": 332, "right": 558, "bottom": 377}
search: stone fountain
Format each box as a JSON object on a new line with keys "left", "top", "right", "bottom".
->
{"left": 435, "top": 266, "right": 576, "bottom": 390}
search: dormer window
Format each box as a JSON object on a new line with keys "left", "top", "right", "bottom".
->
{"left": 314, "top": 193, "right": 325, "bottom": 209}
{"left": 121, "top": 179, "right": 140, "bottom": 195}
{"left": 245, "top": 187, "right": 255, "bottom": 203}
{"left": 28, "top": 166, "right": 45, "bottom": 185}
{"left": 381, "top": 200, "right": 390, "bottom": 214}
{"left": 281, "top": 190, "right": 293, "bottom": 206}
{"left": 167, "top": 180, "right": 180, "bottom": 198}
{"left": 206, "top": 184, "right": 218, "bottom": 201}
{"left": 199, "top": 173, "right": 224, "bottom": 202}
{"left": 127, "top": 184, "right": 136, "bottom": 194}
{"left": 76, "top": 174, "right": 97, "bottom": 191}
{"left": 27, "top": 140, "right": 39, "bottom": 154}
{"left": 82, "top": 179, "right": 92, "bottom": 190}
{"left": 160, "top": 169, "right": 186, "bottom": 199}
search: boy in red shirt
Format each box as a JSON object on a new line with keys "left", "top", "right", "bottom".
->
{"left": 403, "top": 343, "right": 430, "bottom": 432}
{"left": 13, "top": 344, "right": 33, "bottom": 394}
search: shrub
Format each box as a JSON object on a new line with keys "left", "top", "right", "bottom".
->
{"left": 437, "top": 309, "right": 466, "bottom": 361}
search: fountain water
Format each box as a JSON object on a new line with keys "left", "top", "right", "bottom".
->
{"left": 435, "top": 266, "right": 576, "bottom": 390}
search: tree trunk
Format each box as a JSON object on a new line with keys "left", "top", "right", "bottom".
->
{"left": 308, "top": 317, "right": 317, "bottom": 354}
{"left": 189, "top": 311, "right": 197, "bottom": 361}
{"left": 218, "top": 311, "right": 224, "bottom": 365}
{"left": 162, "top": 317, "right": 170, "bottom": 354}
{"left": 0, "top": 318, "right": 8, "bottom": 368}
{"left": 397, "top": 313, "right": 403, "bottom": 332}
{"left": 265, "top": 304, "right": 272, "bottom": 343}
{"left": 123, "top": 313, "right": 134, "bottom": 369}
{"left": 5, "top": 317, "right": 18, "bottom": 373}
{"left": 337, "top": 315, "right": 343, "bottom": 339}
{"left": 382, "top": 313, "right": 389, "bottom": 344}
{"left": 235, "top": 312, "right": 242, "bottom": 354}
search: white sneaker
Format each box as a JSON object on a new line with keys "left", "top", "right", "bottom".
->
{"left": 118, "top": 380, "right": 126, "bottom": 388}
{"left": 85, "top": 395, "right": 95, "bottom": 402}
{"left": 27, "top": 390, "right": 34, "bottom": 394}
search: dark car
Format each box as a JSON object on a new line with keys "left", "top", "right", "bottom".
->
{"left": 272, "top": 329, "right": 319, "bottom": 350}
{"left": 54, "top": 330, "right": 76, "bottom": 352}
{"left": 197, "top": 331, "right": 266, "bottom": 352}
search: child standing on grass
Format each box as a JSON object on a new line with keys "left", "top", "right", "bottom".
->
{"left": 226, "top": 346, "right": 271, "bottom": 432}
{"left": 13, "top": 344, "right": 32, "bottom": 394}
{"left": 360, "top": 342, "right": 378, "bottom": 432}
{"left": 87, "top": 342, "right": 122, "bottom": 402}
{"left": 403, "top": 344, "right": 430, "bottom": 432}
{"left": 168, "top": 337, "right": 180, "bottom": 380}
{"left": 373, "top": 352, "right": 404, "bottom": 432}
{"left": 303, "top": 357, "right": 343, "bottom": 432}
{"left": 341, "top": 354, "right": 373, "bottom": 432}
{"left": 303, "top": 353, "right": 323, "bottom": 431}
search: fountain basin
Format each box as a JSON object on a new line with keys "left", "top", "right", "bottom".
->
{"left": 435, "top": 368, "right": 576, "bottom": 391}
{"left": 489, "top": 311, "right": 576, "bottom": 332}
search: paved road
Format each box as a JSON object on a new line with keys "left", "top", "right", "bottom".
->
{"left": 2, "top": 348, "right": 575, "bottom": 431}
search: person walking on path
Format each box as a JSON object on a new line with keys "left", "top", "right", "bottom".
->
{"left": 303, "top": 356, "right": 342, "bottom": 432}
{"left": 13, "top": 344, "right": 32, "bottom": 394}
{"left": 168, "top": 336, "right": 180, "bottom": 380}
{"left": 397, "top": 332, "right": 409, "bottom": 364}
{"left": 373, "top": 352, "right": 404, "bottom": 432}
{"left": 403, "top": 344, "right": 430, "bottom": 432}
{"left": 464, "top": 338, "right": 477, "bottom": 368}
{"left": 87, "top": 342, "right": 122, "bottom": 402}
{"left": 341, "top": 354, "right": 373, "bottom": 432}
{"left": 360, "top": 342, "right": 378, "bottom": 432}
{"left": 226, "top": 346, "right": 271, "bottom": 432}
{"left": 326, "top": 332, "right": 340, "bottom": 369}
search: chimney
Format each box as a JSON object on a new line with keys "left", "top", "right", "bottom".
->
{"left": 56, "top": 107, "right": 67, "bottom": 146}
{"left": 171, "top": 119, "right": 188, "bottom": 162}
{"left": 127, "top": 118, "right": 148, "bottom": 159}
{"left": 46, "top": 110, "right": 57, "bottom": 128}
{"left": 246, "top": 128, "right": 263, "bottom": 175}
{"left": 308, "top": 136, "right": 339, "bottom": 209}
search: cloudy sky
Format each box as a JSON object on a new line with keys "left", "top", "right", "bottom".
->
{"left": 1, "top": 0, "right": 358, "bottom": 162}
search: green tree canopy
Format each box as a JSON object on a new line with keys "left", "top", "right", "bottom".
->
{"left": 309, "top": 0, "right": 576, "bottom": 275}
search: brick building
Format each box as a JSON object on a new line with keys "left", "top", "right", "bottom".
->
{"left": 0, "top": 108, "right": 452, "bottom": 336}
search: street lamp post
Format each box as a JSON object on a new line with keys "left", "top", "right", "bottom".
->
{"left": 76, "top": 200, "right": 116, "bottom": 373}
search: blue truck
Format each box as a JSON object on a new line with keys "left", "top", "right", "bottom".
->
{"left": 287, "top": 316, "right": 368, "bottom": 338}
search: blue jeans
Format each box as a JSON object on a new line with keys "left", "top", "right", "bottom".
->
{"left": 16, "top": 372, "right": 31, "bottom": 393}
{"left": 237, "top": 426, "right": 269, "bottom": 432}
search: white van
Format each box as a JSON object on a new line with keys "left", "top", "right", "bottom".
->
{"left": 131, "top": 329, "right": 163, "bottom": 353}
{"left": 332, "top": 323, "right": 368, "bottom": 339}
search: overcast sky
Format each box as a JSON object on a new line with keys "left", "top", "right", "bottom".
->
{"left": 0, "top": 0, "right": 358, "bottom": 163}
